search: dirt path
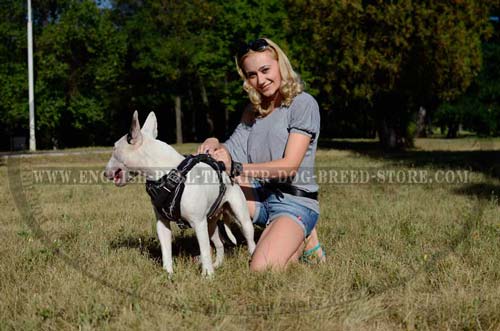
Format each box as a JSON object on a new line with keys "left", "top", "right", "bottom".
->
{"left": 0, "top": 149, "right": 111, "bottom": 159}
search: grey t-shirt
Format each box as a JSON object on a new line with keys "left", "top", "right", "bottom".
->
{"left": 223, "top": 92, "right": 320, "bottom": 213}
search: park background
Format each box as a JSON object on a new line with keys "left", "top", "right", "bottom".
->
{"left": 2, "top": 1, "right": 500, "bottom": 330}
{"left": 1, "top": 0, "right": 500, "bottom": 150}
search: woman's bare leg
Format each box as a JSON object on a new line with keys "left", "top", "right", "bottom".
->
{"left": 237, "top": 177, "right": 325, "bottom": 266}
{"left": 249, "top": 216, "right": 305, "bottom": 272}
{"left": 301, "top": 228, "right": 326, "bottom": 261}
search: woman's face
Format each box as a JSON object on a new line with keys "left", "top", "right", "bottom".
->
{"left": 242, "top": 50, "right": 282, "bottom": 100}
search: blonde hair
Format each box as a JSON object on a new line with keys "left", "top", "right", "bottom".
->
{"left": 236, "top": 38, "right": 304, "bottom": 116}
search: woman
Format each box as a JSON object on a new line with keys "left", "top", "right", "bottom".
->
{"left": 198, "top": 38, "right": 325, "bottom": 271}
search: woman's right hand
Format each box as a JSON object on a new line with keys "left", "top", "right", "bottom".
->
{"left": 197, "top": 137, "right": 220, "bottom": 154}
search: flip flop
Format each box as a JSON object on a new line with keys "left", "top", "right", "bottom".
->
{"left": 300, "top": 243, "right": 326, "bottom": 264}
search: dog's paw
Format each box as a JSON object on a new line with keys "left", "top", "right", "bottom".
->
{"left": 192, "top": 255, "right": 202, "bottom": 265}
{"left": 202, "top": 269, "right": 214, "bottom": 279}
{"left": 163, "top": 265, "right": 174, "bottom": 274}
{"left": 160, "top": 271, "right": 174, "bottom": 282}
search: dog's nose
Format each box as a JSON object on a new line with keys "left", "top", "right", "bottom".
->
{"left": 104, "top": 167, "right": 115, "bottom": 180}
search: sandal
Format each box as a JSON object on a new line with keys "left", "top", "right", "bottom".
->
{"left": 300, "top": 243, "right": 326, "bottom": 264}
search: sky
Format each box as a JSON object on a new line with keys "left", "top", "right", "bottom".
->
{"left": 96, "top": 0, "right": 112, "bottom": 9}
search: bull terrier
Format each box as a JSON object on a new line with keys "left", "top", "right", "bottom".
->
{"left": 105, "top": 111, "right": 256, "bottom": 276}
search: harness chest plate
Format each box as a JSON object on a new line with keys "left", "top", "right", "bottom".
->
{"left": 145, "top": 154, "right": 226, "bottom": 228}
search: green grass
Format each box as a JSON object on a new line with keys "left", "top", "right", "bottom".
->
{"left": 1, "top": 138, "right": 499, "bottom": 330}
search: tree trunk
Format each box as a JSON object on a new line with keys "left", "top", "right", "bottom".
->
{"left": 188, "top": 87, "right": 196, "bottom": 141}
{"left": 224, "top": 75, "right": 230, "bottom": 134}
{"left": 376, "top": 113, "right": 415, "bottom": 149}
{"left": 377, "top": 118, "right": 398, "bottom": 149}
{"left": 375, "top": 93, "right": 413, "bottom": 150}
{"left": 175, "top": 95, "right": 183, "bottom": 144}
{"left": 447, "top": 122, "right": 459, "bottom": 138}
{"left": 415, "top": 106, "right": 427, "bottom": 138}
{"left": 199, "top": 76, "right": 214, "bottom": 137}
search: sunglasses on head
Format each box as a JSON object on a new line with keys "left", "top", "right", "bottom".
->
{"left": 237, "top": 38, "right": 269, "bottom": 59}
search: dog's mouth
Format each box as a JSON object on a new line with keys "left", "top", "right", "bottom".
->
{"left": 113, "top": 168, "right": 123, "bottom": 184}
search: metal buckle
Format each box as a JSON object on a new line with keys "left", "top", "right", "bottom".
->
{"left": 164, "top": 169, "right": 184, "bottom": 190}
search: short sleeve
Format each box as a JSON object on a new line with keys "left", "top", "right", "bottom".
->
{"left": 288, "top": 93, "right": 320, "bottom": 142}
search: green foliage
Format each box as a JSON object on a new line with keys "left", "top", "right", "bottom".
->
{"left": 434, "top": 102, "right": 463, "bottom": 137}
{"left": 410, "top": 1, "right": 492, "bottom": 102}
{"left": 0, "top": 0, "right": 499, "bottom": 149}
{"left": 111, "top": 0, "right": 289, "bottom": 142}
{"left": 477, "top": 39, "right": 500, "bottom": 136}
{"left": 286, "top": 0, "right": 495, "bottom": 147}
{"left": 435, "top": 38, "right": 500, "bottom": 137}
{"left": 0, "top": 1, "right": 29, "bottom": 136}
{"left": 286, "top": 0, "right": 415, "bottom": 105}
{"left": 34, "top": 0, "right": 127, "bottom": 147}
{"left": 208, "top": 0, "right": 289, "bottom": 112}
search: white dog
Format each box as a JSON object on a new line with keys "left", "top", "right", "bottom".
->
{"left": 105, "top": 111, "right": 256, "bottom": 276}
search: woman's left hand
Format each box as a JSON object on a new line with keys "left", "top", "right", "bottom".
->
{"left": 211, "top": 148, "right": 232, "bottom": 174}
{"left": 196, "top": 137, "right": 220, "bottom": 155}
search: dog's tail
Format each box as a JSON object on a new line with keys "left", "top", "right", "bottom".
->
{"left": 217, "top": 221, "right": 238, "bottom": 246}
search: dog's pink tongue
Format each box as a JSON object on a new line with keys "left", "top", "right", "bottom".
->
{"left": 113, "top": 169, "right": 122, "bottom": 184}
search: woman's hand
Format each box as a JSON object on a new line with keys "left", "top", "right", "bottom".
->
{"left": 197, "top": 137, "right": 220, "bottom": 154}
{"left": 211, "top": 148, "right": 232, "bottom": 175}
{"left": 198, "top": 137, "right": 233, "bottom": 175}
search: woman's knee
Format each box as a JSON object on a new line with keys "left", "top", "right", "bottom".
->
{"left": 249, "top": 217, "right": 304, "bottom": 271}
{"left": 249, "top": 255, "right": 274, "bottom": 272}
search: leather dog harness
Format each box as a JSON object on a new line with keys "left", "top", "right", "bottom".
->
{"left": 145, "top": 154, "right": 227, "bottom": 229}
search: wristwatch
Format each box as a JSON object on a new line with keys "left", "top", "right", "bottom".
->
{"left": 231, "top": 160, "right": 243, "bottom": 178}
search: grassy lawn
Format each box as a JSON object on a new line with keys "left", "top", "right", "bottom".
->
{"left": 1, "top": 138, "right": 499, "bottom": 330}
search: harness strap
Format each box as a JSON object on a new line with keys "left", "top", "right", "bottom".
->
{"left": 145, "top": 154, "right": 227, "bottom": 227}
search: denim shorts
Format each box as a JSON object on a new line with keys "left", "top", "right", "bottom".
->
{"left": 251, "top": 181, "right": 319, "bottom": 238}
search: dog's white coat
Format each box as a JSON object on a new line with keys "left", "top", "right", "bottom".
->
{"left": 105, "top": 111, "right": 256, "bottom": 276}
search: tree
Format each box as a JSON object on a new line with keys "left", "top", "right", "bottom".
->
{"left": 111, "top": 0, "right": 218, "bottom": 143}
{"left": 111, "top": 0, "right": 289, "bottom": 143}
{"left": 435, "top": 19, "right": 500, "bottom": 137}
{"left": 34, "top": 0, "right": 126, "bottom": 148}
{"left": 204, "top": 0, "right": 289, "bottom": 137}
{"left": 286, "top": 0, "right": 495, "bottom": 148}
{"left": 0, "top": 1, "right": 29, "bottom": 149}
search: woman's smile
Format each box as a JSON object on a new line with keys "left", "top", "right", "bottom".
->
{"left": 243, "top": 51, "right": 282, "bottom": 100}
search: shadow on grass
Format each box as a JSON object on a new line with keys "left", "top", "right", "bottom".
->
{"left": 453, "top": 184, "right": 500, "bottom": 205}
{"left": 319, "top": 139, "right": 500, "bottom": 201}
{"left": 318, "top": 139, "right": 382, "bottom": 152}
{"left": 110, "top": 234, "right": 201, "bottom": 264}
{"left": 109, "top": 225, "right": 265, "bottom": 265}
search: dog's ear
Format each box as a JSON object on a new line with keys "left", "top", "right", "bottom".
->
{"left": 142, "top": 112, "right": 158, "bottom": 139}
{"left": 127, "top": 111, "right": 143, "bottom": 145}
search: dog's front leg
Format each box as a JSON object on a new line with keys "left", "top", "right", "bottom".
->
{"left": 156, "top": 220, "right": 173, "bottom": 274}
{"left": 192, "top": 218, "right": 214, "bottom": 277}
